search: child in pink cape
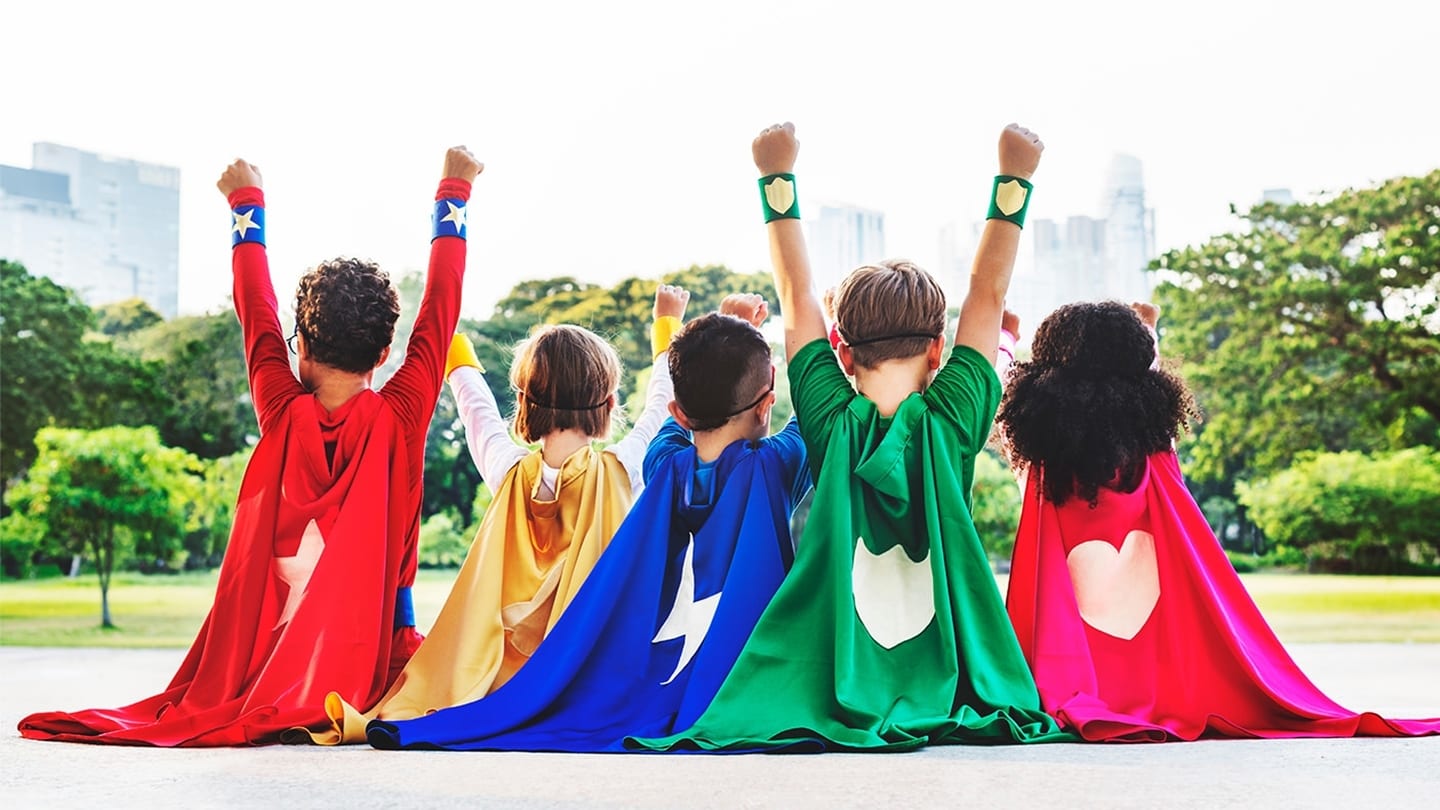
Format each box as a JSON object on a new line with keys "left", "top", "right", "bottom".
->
{"left": 999, "top": 300, "right": 1440, "bottom": 742}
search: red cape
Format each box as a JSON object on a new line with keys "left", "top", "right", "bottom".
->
{"left": 1006, "top": 451, "right": 1440, "bottom": 741}
{"left": 20, "top": 392, "right": 420, "bottom": 745}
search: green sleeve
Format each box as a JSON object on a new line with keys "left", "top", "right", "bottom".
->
{"left": 787, "top": 339, "right": 853, "bottom": 474}
{"left": 924, "top": 345, "right": 1002, "bottom": 456}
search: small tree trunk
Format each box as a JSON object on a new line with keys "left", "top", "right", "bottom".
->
{"left": 97, "top": 529, "right": 115, "bottom": 629}
{"left": 69, "top": 554, "right": 82, "bottom": 577}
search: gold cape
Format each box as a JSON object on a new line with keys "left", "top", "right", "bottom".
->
{"left": 303, "top": 446, "right": 633, "bottom": 744}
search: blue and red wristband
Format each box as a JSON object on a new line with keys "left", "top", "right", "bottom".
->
{"left": 230, "top": 205, "right": 265, "bottom": 247}
{"left": 433, "top": 198, "right": 467, "bottom": 241}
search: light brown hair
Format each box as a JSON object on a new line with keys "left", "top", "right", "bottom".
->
{"left": 509, "top": 324, "right": 623, "bottom": 443}
{"left": 834, "top": 259, "right": 946, "bottom": 368}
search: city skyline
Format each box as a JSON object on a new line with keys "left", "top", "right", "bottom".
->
{"left": 3, "top": 1, "right": 1436, "bottom": 321}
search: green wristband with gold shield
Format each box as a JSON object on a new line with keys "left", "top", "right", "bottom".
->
{"left": 987, "top": 175, "right": 1034, "bottom": 228}
{"left": 758, "top": 173, "right": 800, "bottom": 222}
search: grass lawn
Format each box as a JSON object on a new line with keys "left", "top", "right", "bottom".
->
{"left": 2, "top": 570, "right": 1438, "bottom": 648}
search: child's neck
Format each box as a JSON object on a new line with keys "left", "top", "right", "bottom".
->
{"left": 691, "top": 421, "right": 757, "bottom": 464}
{"left": 308, "top": 370, "right": 373, "bottom": 415}
{"left": 853, "top": 356, "right": 934, "bottom": 418}
{"left": 540, "top": 428, "right": 594, "bottom": 468}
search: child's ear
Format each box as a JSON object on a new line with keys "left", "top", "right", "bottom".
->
{"left": 927, "top": 336, "right": 943, "bottom": 370}
{"left": 375, "top": 345, "right": 392, "bottom": 369}
{"left": 668, "top": 400, "right": 694, "bottom": 431}
{"left": 837, "top": 343, "right": 857, "bottom": 376}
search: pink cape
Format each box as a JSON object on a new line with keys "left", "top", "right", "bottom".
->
{"left": 1006, "top": 451, "right": 1440, "bottom": 742}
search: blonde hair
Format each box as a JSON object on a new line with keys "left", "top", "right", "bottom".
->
{"left": 509, "top": 324, "right": 623, "bottom": 443}
{"left": 834, "top": 260, "right": 946, "bottom": 368}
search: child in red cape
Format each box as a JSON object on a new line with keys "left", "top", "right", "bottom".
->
{"left": 18, "top": 146, "right": 482, "bottom": 746}
{"left": 999, "top": 300, "right": 1440, "bottom": 741}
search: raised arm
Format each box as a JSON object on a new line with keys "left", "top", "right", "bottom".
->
{"left": 954, "top": 124, "right": 1045, "bottom": 363}
{"left": 753, "top": 122, "right": 827, "bottom": 361}
{"left": 219, "top": 159, "right": 304, "bottom": 434}
{"left": 445, "top": 333, "right": 529, "bottom": 486}
{"left": 381, "top": 146, "right": 484, "bottom": 431}
{"left": 609, "top": 284, "right": 688, "bottom": 487}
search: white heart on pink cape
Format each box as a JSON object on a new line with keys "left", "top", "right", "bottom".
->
{"left": 1065, "top": 529, "right": 1160, "bottom": 640}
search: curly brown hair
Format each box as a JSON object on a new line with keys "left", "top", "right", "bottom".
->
{"left": 293, "top": 257, "right": 400, "bottom": 373}
{"left": 669, "top": 313, "right": 774, "bottom": 432}
{"left": 996, "top": 301, "right": 1200, "bottom": 506}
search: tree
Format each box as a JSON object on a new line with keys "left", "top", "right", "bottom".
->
{"left": 971, "top": 449, "right": 1022, "bottom": 564}
{"left": 94, "top": 298, "right": 163, "bottom": 336}
{"left": 2, "top": 426, "right": 199, "bottom": 626}
{"left": 1153, "top": 171, "right": 1440, "bottom": 489}
{"left": 182, "top": 446, "right": 254, "bottom": 570}
{"left": 120, "top": 312, "right": 256, "bottom": 458}
{"left": 1236, "top": 448, "right": 1440, "bottom": 574}
{"left": 0, "top": 260, "right": 93, "bottom": 494}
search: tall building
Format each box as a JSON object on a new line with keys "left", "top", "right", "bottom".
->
{"left": 0, "top": 143, "right": 180, "bottom": 317}
{"left": 1005, "top": 153, "right": 1156, "bottom": 335}
{"left": 806, "top": 203, "right": 886, "bottom": 294}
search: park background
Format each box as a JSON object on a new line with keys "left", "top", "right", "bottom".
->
{"left": 2, "top": 0, "right": 1438, "bottom": 649}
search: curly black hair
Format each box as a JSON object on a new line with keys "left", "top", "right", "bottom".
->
{"left": 293, "top": 257, "right": 400, "bottom": 373}
{"left": 996, "top": 301, "right": 1200, "bottom": 506}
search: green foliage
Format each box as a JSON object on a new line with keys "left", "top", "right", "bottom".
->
{"left": 0, "top": 260, "right": 95, "bottom": 489}
{"left": 1237, "top": 448, "right": 1440, "bottom": 574}
{"left": 1153, "top": 171, "right": 1440, "bottom": 489}
{"left": 2, "top": 426, "right": 201, "bottom": 625}
{"left": 971, "top": 448, "right": 1022, "bottom": 562}
{"left": 93, "top": 298, "right": 163, "bottom": 336}
{"left": 417, "top": 511, "right": 471, "bottom": 568}
{"left": 182, "top": 447, "right": 254, "bottom": 569}
{"left": 119, "top": 313, "right": 255, "bottom": 459}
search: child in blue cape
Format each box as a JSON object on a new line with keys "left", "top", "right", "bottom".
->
{"left": 368, "top": 294, "right": 812, "bottom": 751}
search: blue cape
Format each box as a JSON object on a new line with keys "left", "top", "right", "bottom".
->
{"left": 368, "top": 427, "right": 809, "bottom": 751}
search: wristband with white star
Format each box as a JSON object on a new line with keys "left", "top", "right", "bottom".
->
{"left": 758, "top": 173, "right": 800, "bottom": 222}
{"left": 433, "top": 198, "right": 467, "bottom": 241}
{"left": 986, "top": 175, "right": 1034, "bottom": 228}
{"left": 230, "top": 205, "right": 265, "bottom": 247}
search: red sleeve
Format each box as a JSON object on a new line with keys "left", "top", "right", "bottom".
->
{"left": 380, "top": 177, "right": 471, "bottom": 431}
{"left": 228, "top": 187, "right": 303, "bottom": 434}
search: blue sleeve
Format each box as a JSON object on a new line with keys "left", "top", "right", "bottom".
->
{"left": 765, "top": 417, "right": 813, "bottom": 507}
{"left": 643, "top": 417, "right": 692, "bottom": 485}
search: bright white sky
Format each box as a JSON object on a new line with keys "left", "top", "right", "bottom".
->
{"left": 3, "top": 0, "right": 1437, "bottom": 318}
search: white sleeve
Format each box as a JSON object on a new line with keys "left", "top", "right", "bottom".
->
{"left": 608, "top": 353, "right": 674, "bottom": 491}
{"left": 449, "top": 366, "right": 529, "bottom": 486}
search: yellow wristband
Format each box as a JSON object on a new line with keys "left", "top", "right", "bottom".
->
{"left": 445, "top": 333, "right": 485, "bottom": 379}
{"left": 652, "top": 316, "right": 682, "bottom": 359}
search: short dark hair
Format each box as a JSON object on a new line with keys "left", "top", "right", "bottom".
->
{"left": 996, "top": 301, "right": 1201, "bottom": 506}
{"left": 293, "top": 257, "right": 400, "bottom": 373}
{"left": 834, "top": 260, "right": 946, "bottom": 368}
{"left": 669, "top": 313, "right": 773, "bottom": 432}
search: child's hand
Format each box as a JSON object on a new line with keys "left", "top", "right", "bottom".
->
{"left": 443, "top": 145, "right": 484, "bottom": 183}
{"left": 753, "top": 122, "right": 799, "bottom": 176}
{"left": 997, "top": 124, "right": 1044, "bottom": 180}
{"left": 655, "top": 284, "right": 690, "bottom": 320}
{"left": 1001, "top": 308, "right": 1021, "bottom": 340}
{"left": 1130, "top": 301, "right": 1161, "bottom": 329}
{"left": 822, "top": 287, "right": 837, "bottom": 321}
{"left": 217, "top": 159, "right": 263, "bottom": 196}
{"left": 720, "top": 293, "right": 770, "bottom": 328}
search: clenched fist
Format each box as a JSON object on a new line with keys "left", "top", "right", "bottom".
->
{"left": 720, "top": 293, "right": 770, "bottom": 328}
{"left": 752, "top": 122, "right": 799, "bottom": 176}
{"left": 654, "top": 284, "right": 691, "bottom": 321}
{"left": 443, "top": 145, "right": 484, "bottom": 183}
{"left": 216, "top": 159, "right": 262, "bottom": 197}
{"left": 997, "top": 124, "right": 1044, "bottom": 180}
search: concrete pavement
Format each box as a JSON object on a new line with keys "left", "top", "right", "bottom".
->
{"left": 2, "top": 645, "right": 1437, "bottom": 809}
